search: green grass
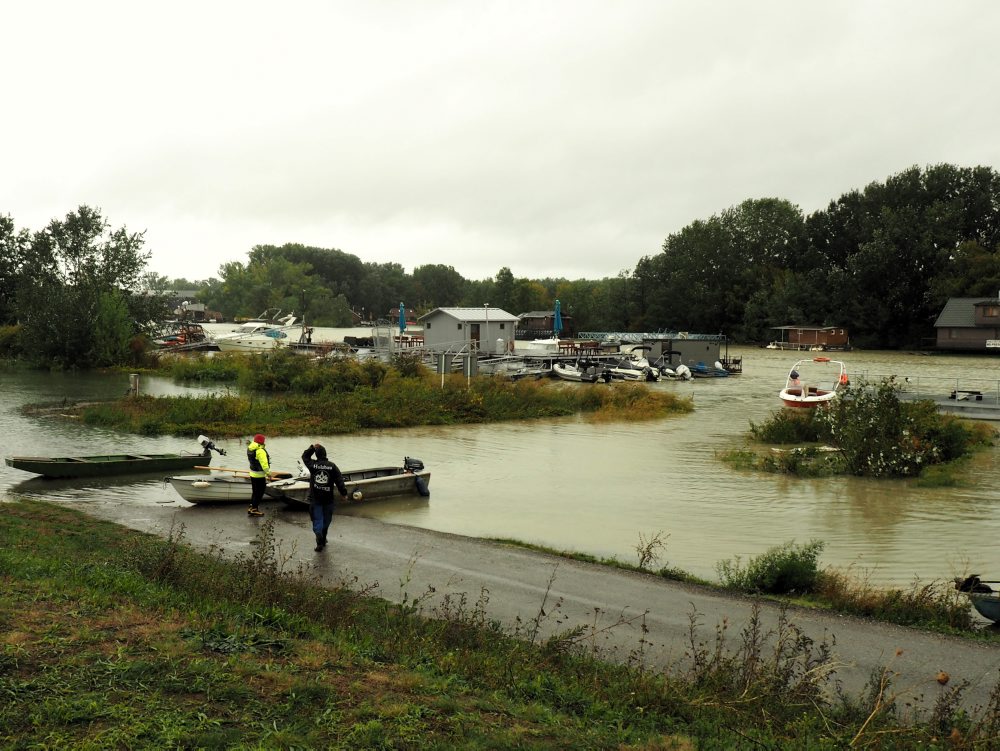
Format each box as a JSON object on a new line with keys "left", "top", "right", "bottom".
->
{"left": 5, "top": 500, "right": 1000, "bottom": 748}
{"left": 73, "top": 373, "right": 692, "bottom": 437}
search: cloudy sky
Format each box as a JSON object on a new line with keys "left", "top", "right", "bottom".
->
{"left": 3, "top": 1, "right": 998, "bottom": 283}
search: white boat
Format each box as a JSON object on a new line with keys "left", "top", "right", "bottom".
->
{"left": 659, "top": 362, "right": 693, "bottom": 380}
{"left": 779, "top": 357, "right": 848, "bottom": 408}
{"left": 606, "top": 348, "right": 660, "bottom": 382}
{"left": 167, "top": 467, "right": 295, "bottom": 503}
{"left": 265, "top": 457, "right": 431, "bottom": 507}
{"left": 552, "top": 361, "right": 613, "bottom": 383}
{"left": 214, "top": 313, "right": 301, "bottom": 353}
{"left": 167, "top": 474, "right": 254, "bottom": 502}
{"left": 515, "top": 338, "right": 562, "bottom": 355}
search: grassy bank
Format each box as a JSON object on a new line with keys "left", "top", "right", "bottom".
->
{"left": 76, "top": 372, "right": 691, "bottom": 437}
{"left": 3, "top": 500, "right": 999, "bottom": 749}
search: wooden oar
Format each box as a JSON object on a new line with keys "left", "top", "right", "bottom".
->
{"left": 194, "top": 466, "right": 294, "bottom": 479}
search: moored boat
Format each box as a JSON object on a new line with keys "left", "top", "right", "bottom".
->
{"left": 168, "top": 474, "right": 254, "bottom": 503}
{"left": 5, "top": 436, "right": 226, "bottom": 479}
{"left": 265, "top": 457, "right": 431, "bottom": 507}
{"left": 167, "top": 465, "right": 295, "bottom": 503}
{"left": 552, "top": 361, "right": 613, "bottom": 383}
{"left": 955, "top": 575, "right": 1000, "bottom": 623}
{"left": 779, "top": 357, "right": 848, "bottom": 408}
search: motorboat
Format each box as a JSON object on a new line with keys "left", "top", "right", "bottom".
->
{"left": 606, "top": 347, "right": 661, "bottom": 382}
{"left": 552, "top": 361, "right": 613, "bottom": 383}
{"left": 690, "top": 360, "right": 730, "bottom": 378}
{"left": 265, "top": 457, "right": 431, "bottom": 507}
{"left": 779, "top": 357, "right": 848, "bottom": 408}
{"left": 955, "top": 575, "right": 1000, "bottom": 623}
{"left": 659, "top": 362, "right": 693, "bottom": 380}
{"left": 214, "top": 313, "right": 301, "bottom": 353}
{"left": 6, "top": 436, "right": 225, "bottom": 479}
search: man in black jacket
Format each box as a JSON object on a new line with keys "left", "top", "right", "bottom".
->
{"left": 301, "top": 443, "right": 349, "bottom": 552}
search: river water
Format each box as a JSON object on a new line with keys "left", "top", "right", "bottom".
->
{"left": 2, "top": 344, "right": 999, "bottom": 587}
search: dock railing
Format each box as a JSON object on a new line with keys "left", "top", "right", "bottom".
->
{"left": 859, "top": 371, "right": 1000, "bottom": 405}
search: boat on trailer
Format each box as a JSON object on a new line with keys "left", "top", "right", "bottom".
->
{"left": 265, "top": 457, "right": 431, "bottom": 507}
{"left": 779, "top": 357, "right": 848, "bottom": 408}
{"left": 5, "top": 436, "right": 226, "bottom": 479}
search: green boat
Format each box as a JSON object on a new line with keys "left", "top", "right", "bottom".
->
{"left": 5, "top": 436, "right": 226, "bottom": 479}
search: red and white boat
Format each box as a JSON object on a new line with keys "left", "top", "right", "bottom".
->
{"left": 778, "top": 357, "right": 848, "bottom": 408}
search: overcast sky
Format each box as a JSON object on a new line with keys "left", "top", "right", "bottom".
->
{"left": 3, "top": 1, "right": 997, "bottom": 283}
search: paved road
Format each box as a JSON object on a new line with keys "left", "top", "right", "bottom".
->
{"left": 70, "top": 497, "right": 1000, "bottom": 718}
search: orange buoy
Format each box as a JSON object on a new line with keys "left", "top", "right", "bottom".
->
{"left": 813, "top": 356, "right": 830, "bottom": 362}
{"left": 839, "top": 373, "right": 848, "bottom": 385}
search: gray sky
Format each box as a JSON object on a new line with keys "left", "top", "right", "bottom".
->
{"left": 3, "top": 1, "right": 997, "bottom": 283}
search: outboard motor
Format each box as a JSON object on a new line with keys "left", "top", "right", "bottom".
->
{"left": 404, "top": 456, "right": 431, "bottom": 497}
{"left": 198, "top": 434, "right": 227, "bottom": 456}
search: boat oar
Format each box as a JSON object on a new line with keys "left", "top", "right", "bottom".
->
{"left": 194, "top": 466, "right": 293, "bottom": 479}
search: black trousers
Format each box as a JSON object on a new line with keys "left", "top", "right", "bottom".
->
{"left": 250, "top": 476, "right": 267, "bottom": 509}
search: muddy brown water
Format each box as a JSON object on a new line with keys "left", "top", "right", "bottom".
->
{"left": 2, "top": 345, "right": 999, "bottom": 587}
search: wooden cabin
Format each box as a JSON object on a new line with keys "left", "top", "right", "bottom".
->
{"left": 768, "top": 326, "right": 850, "bottom": 351}
{"left": 934, "top": 297, "right": 1000, "bottom": 352}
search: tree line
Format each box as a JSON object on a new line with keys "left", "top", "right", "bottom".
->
{"left": 3, "top": 162, "right": 999, "bottom": 367}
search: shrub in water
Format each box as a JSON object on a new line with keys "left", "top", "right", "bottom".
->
{"left": 749, "top": 408, "right": 820, "bottom": 444}
{"left": 717, "top": 539, "right": 824, "bottom": 595}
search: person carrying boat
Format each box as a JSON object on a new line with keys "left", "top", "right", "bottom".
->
{"left": 246, "top": 433, "right": 271, "bottom": 517}
{"left": 301, "top": 443, "right": 348, "bottom": 552}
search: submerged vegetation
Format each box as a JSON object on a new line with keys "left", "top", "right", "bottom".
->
{"left": 720, "top": 377, "right": 996, "bottom": 479}
{"left": 4, "top": 500, "right": 1000, "bottom": 749}
{"left": 77, "top": 349, "right": 692, "bottom": 437}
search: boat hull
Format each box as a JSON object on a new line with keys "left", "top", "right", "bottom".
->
{"left": 168, "top": 475, "right": 254, "bottom": 503}
{"left": 778, "top": 389, "right": 838, "bottom": 408}
{"left": 6, "top": 451, "right": 211, "bottom": 479}
{"left": 266, "top": 466, "right": 431, "bottom": 507}
{"left": 970, "top": 593, "right": 1000, "bottom": 623}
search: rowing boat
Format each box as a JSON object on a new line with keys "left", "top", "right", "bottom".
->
{"left": 265, "top": 457, "right": 431, "bottom": 507}
{"left": 5, "top": 436, "right": 226, "bottom": 479}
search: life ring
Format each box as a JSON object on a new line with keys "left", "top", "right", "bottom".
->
{"left": 813, "top": 356, "right": 830, "bottom": 362}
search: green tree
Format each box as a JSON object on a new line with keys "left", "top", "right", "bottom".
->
{"left": 412, "top": 263, "right": 466, "bottom": 308}
{"left": 0, "top": 214, "right": 28, "bottom": 325}
{"left": 15, "top": 206, "right": 154, "bottom": 367}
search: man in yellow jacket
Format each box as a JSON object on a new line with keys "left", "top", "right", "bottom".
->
{"left": 247, "top": 433, "right": 270, "bottom": 516}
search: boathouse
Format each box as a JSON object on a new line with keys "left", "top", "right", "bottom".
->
{"left": 418, "top": 307, "right": 518, "bottom": 355}
{"left": 517, "top": 310, "right": 574, "bottom": 339}
{"left": 933, "top": 297, "right": 1000, "bottom": 352}
{"left": 768, "top": 325, "right": 850, "bottom": 351}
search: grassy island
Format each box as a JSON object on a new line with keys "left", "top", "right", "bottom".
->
{"left": 720, "top": 378, "right": 996, "bottom": 483}
{"left": 77, "top": 350, "right": 692, "bottom": 437}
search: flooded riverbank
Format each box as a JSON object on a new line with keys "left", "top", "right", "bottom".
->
{"left": 2, "top": 347, "right": 998, "bottom": 586}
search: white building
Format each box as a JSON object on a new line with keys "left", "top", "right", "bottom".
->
{"left": 418, "top": 307, "right": 518, "bottom": 355}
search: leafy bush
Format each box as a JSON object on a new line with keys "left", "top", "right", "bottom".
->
{"left": 717, "top": 540, "right": 824, "bottom": 595}
{"left": 749, "top": 408, "right": 820, "bottom": 443}
{"left": 813, "top": 377, "right": 995, "bottom": 477}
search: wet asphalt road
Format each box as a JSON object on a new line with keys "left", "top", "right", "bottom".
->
{"left": 66, "top": 497, "right": 1000, "bottom": 718}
